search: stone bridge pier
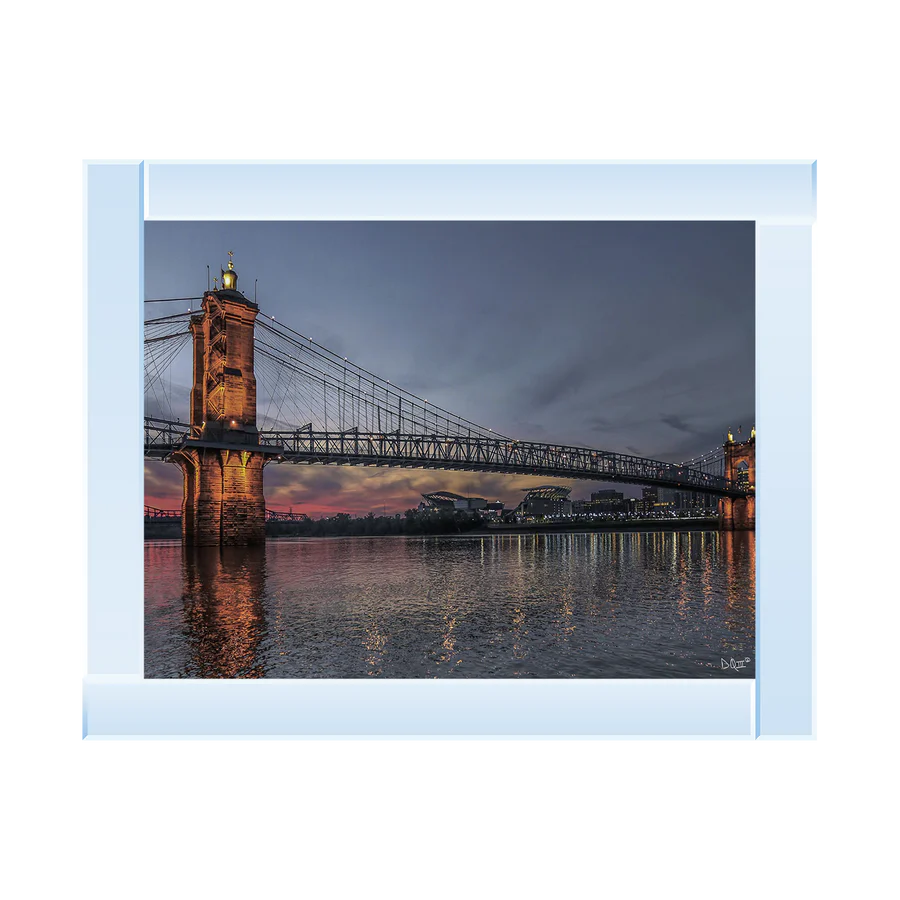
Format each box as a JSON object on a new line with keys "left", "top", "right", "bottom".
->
{"left": 718, "top": 432, "right": 755, "bottom": 531}
{"left": 172, "top": 256, "right": 281, "bottom": 546}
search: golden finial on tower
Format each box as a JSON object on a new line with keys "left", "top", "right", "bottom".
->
{"left": 213, "top": 275, "right": 219, "bottom": 290}
{"left": 222, "top": 251, "right": 238, "bottom": 290}
{"left": 751, "top": 426, "right": 756, "bottom": 439}
{"left": 727, "top": 428, "right": 734, "bottom": 442}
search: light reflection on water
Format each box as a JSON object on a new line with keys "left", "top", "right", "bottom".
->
{"left": 144, "top": 530, "right": 755, "bottom": 679}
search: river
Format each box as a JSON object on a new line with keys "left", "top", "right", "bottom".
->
{"left": 144, "top": 530, "right": 755, "bottom": 678}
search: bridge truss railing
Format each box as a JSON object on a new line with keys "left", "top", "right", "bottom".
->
{"left": 142, "top": 416, "right": 744, "bottom": 496}
{"left": 144, "top": 505, "right": 182, "bottom": 520}
{"left": 144, "top": 417, "right": 190, "bottom": 459}
{"left": 265, "top": 509, "right": 311, "bottom": 522}
{"left": 256, "top": 430, "right": 746, "bottom": 497}
{"left": 143, "top": 504, "right": 310, "bottom": 522}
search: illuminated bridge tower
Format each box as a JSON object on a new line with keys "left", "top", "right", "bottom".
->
{"left": 173, "top": 254, "right": 280, "bottom": 546}
{"left": 719, "top": 429, "right": 756, "bottom": 531}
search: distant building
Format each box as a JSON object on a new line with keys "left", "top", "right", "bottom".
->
{"left": 636, "top": 486, "right": 659, "bottom": 514}
{"left": 421, "top": 491, "right": 488, "bottom": 512}
{"left": 591, "top": 489, "right": 624, "bottom": 502}
{"left": 672, "top": 490, "right": 718, "bottom": 513}
{"left": 630, "top": 488, "right": 718, "bottom": 516}
{"left": 515, "top": 485, "right": 572, "bottom": 519}
{"left": 657, "top": 488, "right": 678, "bottom": 512}
{"left": 590, "top": 489, "right": 627, "bottom": 513}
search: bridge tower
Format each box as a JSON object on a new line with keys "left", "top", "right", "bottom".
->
{"left": 172, "top": 254, "right": 280, "bottom": 546}
{"left": 718, "top": 429, "right": 755, "bottom": 531}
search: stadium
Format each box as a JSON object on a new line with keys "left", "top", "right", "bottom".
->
{"left": 421, "top": 491, "right": 487, "bottom": 512}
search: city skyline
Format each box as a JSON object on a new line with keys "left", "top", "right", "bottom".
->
{"left": 144, "top": 220, "right": 754, "bottom": 516}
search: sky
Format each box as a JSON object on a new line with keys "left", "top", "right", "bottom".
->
{"left": 144, "top": 221, "right": 755, "bottom": 516}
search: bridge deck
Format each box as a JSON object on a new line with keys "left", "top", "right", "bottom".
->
{"left": 144, "top": 418, "right": 746, "bottom": 497}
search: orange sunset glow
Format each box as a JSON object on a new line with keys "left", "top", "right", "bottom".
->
{"left": 144, "top": 459, "right": 591, "bottom": 518}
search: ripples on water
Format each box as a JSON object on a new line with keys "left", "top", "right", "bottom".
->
{"left": 144, "top": 531, "right": 755, "bottom": 679}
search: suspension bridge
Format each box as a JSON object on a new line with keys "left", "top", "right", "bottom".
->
{"left": 144, "top": 255, "right": 755, "bottom": 545}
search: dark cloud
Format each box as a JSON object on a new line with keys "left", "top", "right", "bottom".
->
{"left": 508, "top": 420, "right": 549, "bottom": 437}
{"left": 587, "top": 412, "right": 658, "bottom": 437}
{"left": 660, "top": 414, "right": 703, "bottom": 435}
{"left": 656, "top": 412, "right": 755, "bottom": 463}
{"left": 523, "top": 357, "right": 598, "bottom": 411}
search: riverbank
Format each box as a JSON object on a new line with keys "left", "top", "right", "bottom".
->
{"left": 477, "top": 518, "right": 720, "bottom": 535}
{"left": 144, "top": 521, "right": 181, "bottom": 539}
{"left": 146, "top": 517, "right": 722, "bottom": 540}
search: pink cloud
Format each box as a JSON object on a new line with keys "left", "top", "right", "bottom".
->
{"left": 145, "top": 460, "right": 585, "bottom": 518}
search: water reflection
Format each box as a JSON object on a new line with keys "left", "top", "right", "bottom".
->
{"left": 511, "top": 607, "right": 528, "bottom": 664}
{"left": 177, "top": 545, "right": 268, "bottom": 678}
{"left": 721, "top": 530, "right": 756, "bottom": 659}
{"left": 436, "top": 604, "right": 462, "bottom": 670}
{"left": 145, "top": 530, "right": 756, "bottom": 679}
{"left": 701, "top": 532, "right": 713, "bottom": 605}
{"left": 363, "top": 619, "right": 388, "bottom": 676}
{"left": 557, "top": 587, "right": 576, "bottom": 641}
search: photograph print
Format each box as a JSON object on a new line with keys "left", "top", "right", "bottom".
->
{"left": 143, "top": 220, "right": 755, "bottom": 679}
